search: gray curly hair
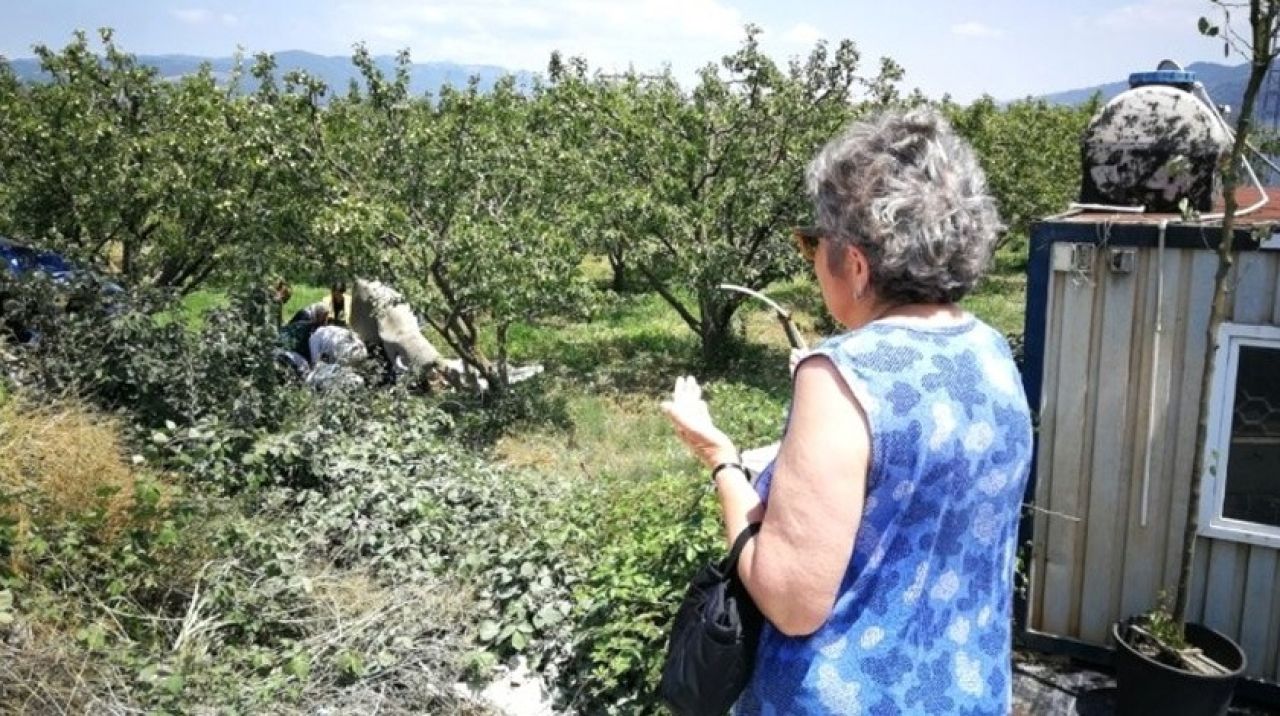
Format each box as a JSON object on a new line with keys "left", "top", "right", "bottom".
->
{"left": 807, "top": 107, "right": 1002, "bottom": 304}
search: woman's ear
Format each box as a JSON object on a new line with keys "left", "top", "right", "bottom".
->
{"left": 846, "top": 245, "right": 872, "bottom": 298}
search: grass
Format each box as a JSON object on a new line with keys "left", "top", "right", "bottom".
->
{"left": 179, "top": 289, "right": 229, "bottom": 326}
{"left": 497, "top": 264, "right": 1025, "bottom": 486}
{"left": 168, "top": 263, "right": 1025, "bottom": 487}
{"left": 495, "top": 391, "right": 697, "bottom": 482}
{"left": 962, "top": 272, "right": 1027, "bottom": 335}
{"left": 178, "top": 284, "right": 328, "bottom": 329}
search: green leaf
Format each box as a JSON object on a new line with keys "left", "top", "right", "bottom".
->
{"left": 477, "top": 620, "right": 501, "bottom": 641}
{"left": 510, "top": 630, "right": 529, "bottom": 650}
{"left": 76, "top": 624, "right": 107, "bottom": 651}
{"left": 286, "top": 652, "right": 311, "bottom": 679}
{"left": 336, "top": 650, "right": 365, "bottom": 677}
{"left": 533, "top": 603, "right": 564, "bottom": 629}
{"left": 161, "top": 673, "right": 185, "bottom": 695}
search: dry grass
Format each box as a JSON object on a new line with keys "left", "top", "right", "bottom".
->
{"left": 0, "top": 400, "right": 152, "bottom": 554}
{"left": 0, "top": 619, "right": 143, "bottom": 715}
{"left": 0, "top": 566, "right": 492, "bottom": 716}
{"left": 286, "top": 571, "right": 493, "bottom": 715}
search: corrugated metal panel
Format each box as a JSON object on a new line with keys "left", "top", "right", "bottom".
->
{"left": 1078, "top": 248, "right": 1141, "bottom": 644}
{"left": 1165, "top": 252, "right": 1218, "bottom": 627}
{"left": 1118, "top": 247, "right": 1182, "bottom": 619}
{"left": 1031, "top": 243, "right": 1280, "bottom": 681}
{"left": 1037, "top": 255, "right": 1098, "bottom": 637}
{"left": 1029, "top": 248, "right": 1068, "bottom": 631}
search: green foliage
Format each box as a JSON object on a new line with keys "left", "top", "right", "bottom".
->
{"left": 559, "top": 28, "right": 902, "bottom": 364}
{"left": 563, "top": 474, "right": 721, "bottom": 713}
{"left": 1143, "top": 592, "right": 1190, "bottom": 652}
{"left": 0, "top": 30, "right": 321, "bottom": 293}
{"left": 240, "top": 391, "right": 587, "bottom": 665}
{"left": 945, "top": 96, "right": 1098, "bottom": 260}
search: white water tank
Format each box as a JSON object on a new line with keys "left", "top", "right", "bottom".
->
{"left": 1079, "top": 69, "right": 1230, "bottom": 212}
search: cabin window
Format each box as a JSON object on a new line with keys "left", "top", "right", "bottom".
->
{"left": 1199, "top": 323, "right": 1280, "bottom": 547}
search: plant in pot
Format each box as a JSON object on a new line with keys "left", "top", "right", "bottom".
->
{"left": 1111, "top": 2, "right": 1279, "bottom": 714}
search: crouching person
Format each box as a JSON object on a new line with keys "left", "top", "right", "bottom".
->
{"left": 306, "top": 324, "right": 367, "bottom": 392}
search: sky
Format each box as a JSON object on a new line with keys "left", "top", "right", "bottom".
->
{"left": 0, "top": 0, "right": 1251, "bottom": 102}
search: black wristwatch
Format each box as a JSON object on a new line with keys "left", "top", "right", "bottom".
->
{"left": 710, "top": 461, "right": 750, "bottom": 483}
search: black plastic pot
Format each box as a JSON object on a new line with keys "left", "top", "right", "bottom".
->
{"left": 1112, "top": 620, "right": 1247, "bottom": 716}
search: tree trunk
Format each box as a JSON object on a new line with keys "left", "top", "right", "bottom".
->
{"left": 608, "top": 249, "right": 627, "bottom": 292}
{"left": 492, "top": 322, "right": 511, "bottom": 396}
{"left": 697, "top": 301, "right": 738, "bottom": 367}
{"left": 121, "top": 240, "right": 136, "bottom": 282}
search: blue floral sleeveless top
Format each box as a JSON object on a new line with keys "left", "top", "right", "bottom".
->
{"left": 736, "top": 316, "right": 1032, "bottom": 715}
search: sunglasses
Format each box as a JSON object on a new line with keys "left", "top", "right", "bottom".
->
{"left": 791, "top": 226, "right": 823, "bottom": 262}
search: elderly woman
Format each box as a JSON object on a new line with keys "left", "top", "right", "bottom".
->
{"left": 663, "top": 107, "right": 1032, "bottom": 714}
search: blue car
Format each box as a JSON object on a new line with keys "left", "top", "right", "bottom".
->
{"left": 1, "top": 237, "right": 76, "bottom": 282}
{"left": 0, "top": 237, "right": 122, "bottom": 293}
{"left": 1, "top": 237, "right": 124, "bottom": 343}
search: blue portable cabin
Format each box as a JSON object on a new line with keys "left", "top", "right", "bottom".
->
{"left": 1018, "top": 189, "right": 1280, "bottom": 703}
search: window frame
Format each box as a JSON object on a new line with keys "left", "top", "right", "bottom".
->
{"left": 1198, "top": 322, "right": 1280, "bottom": 548}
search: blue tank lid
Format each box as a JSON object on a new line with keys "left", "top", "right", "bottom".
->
{"left": 1129, "top": 70, "right": 1197, "bottom": 87}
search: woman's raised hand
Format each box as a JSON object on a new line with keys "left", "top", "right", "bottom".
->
{"left": 661, "top": 376, "right": 738, "bottom": 469}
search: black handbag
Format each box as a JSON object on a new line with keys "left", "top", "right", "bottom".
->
{"left": 659, "top": 522, "right": 763, "bottom": 716}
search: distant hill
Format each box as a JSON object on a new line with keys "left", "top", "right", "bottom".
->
{"left": 2, "top": 50, "right": 535, "bottom": 97}
{"left": 1039, "top": 61, "right": 1270, "bottom": 119}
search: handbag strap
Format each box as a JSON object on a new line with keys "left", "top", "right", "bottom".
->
{"left": 723, "top": 522, "right": 762, "bottom": 571}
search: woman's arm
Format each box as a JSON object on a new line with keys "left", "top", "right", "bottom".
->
{"left": 663, "top": 359, "right": 869, "bottom": 636}
{"left": 720, "top": 357, "right": 869, "bottom": 637}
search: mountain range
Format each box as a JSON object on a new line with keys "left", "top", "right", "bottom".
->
{"left": 4, "top": 50, "right": 1278, "bottom": 121}
{"left": 1039, "top": 60, "right": 1280, "bottom": 121}
{"left": 2, "top": 49, "right": 535, "bottom": 97}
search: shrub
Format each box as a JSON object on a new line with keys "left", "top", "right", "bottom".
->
{"left": 560, "top": 473, "right": 721, "bottom": 714}
{"left": 0, "top": 397, "right": 487, "bottom": 714}
{"left": 2, "top": 274, "right": 288, "bottom": 431}
{"left": 244, "top": 392, "right": 586, "bottom": 661}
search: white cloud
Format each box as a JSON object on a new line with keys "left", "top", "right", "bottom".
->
{"left": 172, "top": 8, "right": 238, "bottom": 27}
{"left": 950, "top": 21, "right": 1002, "bottom": 39}
{"left": 371, "top": 24, "right": 416, "bottom": 42}
{"left": 325, "top": 0, "right": 746, "bottom": 76}
{"left": 781, "top": 22, "right": 823, "bottom": 47}
{"left": 173, "top": 8, "right": 213, "bottom": 24}
{"left": 1096, "top": 0, "right": 1201, "bottom": 31}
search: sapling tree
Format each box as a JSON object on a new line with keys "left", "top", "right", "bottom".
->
{"left": 1173, "top": 0, "right": 1280, "bottom": 634}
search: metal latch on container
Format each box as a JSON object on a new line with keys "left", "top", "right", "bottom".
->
{"left": 1109, "top": 248, "right": 1136, "bottom": 274}
{"left": 1051, "top": 243, "right": 1095, "bottom": 274}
